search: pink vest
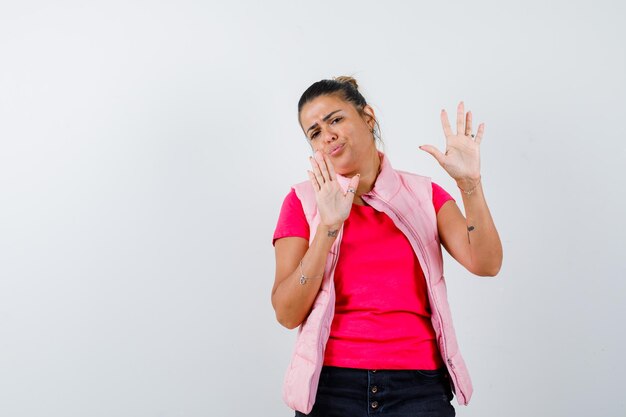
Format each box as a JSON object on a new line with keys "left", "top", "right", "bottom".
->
{"left": 282, "top": 154, "right": 473, "bottom": 413}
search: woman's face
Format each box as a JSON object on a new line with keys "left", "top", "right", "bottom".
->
{"left": 299, "top": 94, "right": 377, "bottom": 176}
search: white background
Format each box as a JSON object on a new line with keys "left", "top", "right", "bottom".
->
{"left": 1, "top": 1, "right": 625, "bottom": 416}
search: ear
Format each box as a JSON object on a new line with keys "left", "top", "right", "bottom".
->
{"left": 362, "top": 104, "right": 377, "bottom": 131}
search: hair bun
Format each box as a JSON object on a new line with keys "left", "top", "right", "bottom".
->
{"left": 333, "top": 75, "right": 359, "bottom": 90}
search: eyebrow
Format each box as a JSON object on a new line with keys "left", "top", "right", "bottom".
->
{"left": 306, "top": 110, "right": 342, "bottom": 135}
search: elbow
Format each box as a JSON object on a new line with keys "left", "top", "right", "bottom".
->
{"left": 275, "top": 311, "right": 302, "bottom": 330}
{"left": 473, "top": 258, "right": 503, "bottom": 277}
{"left": 271, "top": 295, "right": 302, "bottom": 330}
{"left": 476, "top": 265, "right": 501, "bottom": 277}
{"left": 471, "top": 247, "right": 503, "bottom": 277}
{"left": 278, "top": 316, "right": 301, "bottom": 330}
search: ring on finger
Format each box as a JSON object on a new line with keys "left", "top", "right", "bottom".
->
{"left": 347, "top": 188, "right": 356, "bottom": 194}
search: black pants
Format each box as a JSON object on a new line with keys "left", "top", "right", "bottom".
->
{"left": 295, "top": 366, "right": 455, "bottom": 417}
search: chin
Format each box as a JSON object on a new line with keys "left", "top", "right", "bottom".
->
{"left": 334, "top": 166, "right": 357, "bottom": 177}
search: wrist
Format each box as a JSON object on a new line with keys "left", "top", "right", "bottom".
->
{"left": 318, "top": 223, "right": 342, "bottom": 238}
{"left": 456, "top": 176, "right": 481, "bottom": 196}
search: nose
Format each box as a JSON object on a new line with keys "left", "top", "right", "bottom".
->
{"left": 321, "top": 127, "right": 338, "bottom": 143}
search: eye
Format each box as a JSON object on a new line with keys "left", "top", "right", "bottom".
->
{"left": 310, "top": 131, "right": 319, "bottom": 140}
{"left": 331, "top": 117, "right": 342, "bottom": 124}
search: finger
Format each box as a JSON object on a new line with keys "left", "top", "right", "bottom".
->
{"left": 474, "top": 123, "right": 485, "bottom": 144}
{"left": 314, "top": 151, "right": 331, "bottom": 183}
{"left": 309, "top": 156, "right": 325, "bottom": 185}
{"left": 323, "top": 153, "right": 337, "bottom": 181}
{"left": 419, "top": 145, "right": 446, "bottom": 165}
{"left": 456, "top": 101, "right": 465, "bottom": 135}
{"left": 307, "top": 170, "right": 320, "bottom": 191}
{"left": 345, "top": 174, "right": 360, "bottom": 201}
{"left": 440, "top": 109, "right": 453, "bottom": 137}
{"left": 465, "top": 111, "right": 473, "bottom": 136}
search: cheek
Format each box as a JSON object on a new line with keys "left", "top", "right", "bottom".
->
{"left": 310, "top": 142, "right": 322, "bottom": 153}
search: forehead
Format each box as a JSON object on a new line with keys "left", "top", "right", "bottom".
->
{"left": 299, "top": 95, "right": 353, "bottom": 125}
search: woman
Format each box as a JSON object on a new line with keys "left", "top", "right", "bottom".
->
{"left": 271, "top": 76, "right": 502, "bottom": 417}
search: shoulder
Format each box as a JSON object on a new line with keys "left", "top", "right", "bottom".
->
{"left": 394, "top": 169, "right": 432, "bottom": 184}
{"left": 278, "top": 187, "right": 304, "bottom": 215}
{"left": 281, "top": 181, "right": 312, "bottom": 210}
{"left": 291, "top": 180, "right": 318, "bottom": 219}
{"left": 392, "top": 170, "right": 454, "bottom": 212}
{"left": 394, "top": 169, "right": 433, "bottom": 194}
{"left": 273, "top": 187, "right": 310, "bottom": 245}
{"left": 292, "top": 180, "right": 314, "bottom": 194}
{"left": 431, "top": 182, "right": 455, "bottom": 213}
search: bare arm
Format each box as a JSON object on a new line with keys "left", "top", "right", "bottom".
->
{"left": 271, "top": 151, "right": 360, "bottom": 329}
{"left": 421, "top": 101, "right": 503, "bottom": 276}
{"left": 271, "top": 225, "right": 338, "bottom": 329}
{"left": 436, "top": 184, "right": 502, "bottom": 276}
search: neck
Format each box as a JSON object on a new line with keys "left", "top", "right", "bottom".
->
{"left": 355, "top": 150, "right": 381, "bottom": 196}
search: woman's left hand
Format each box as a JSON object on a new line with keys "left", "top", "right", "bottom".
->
{"left": 419, "top": 101, "right": 483, "bottom": 189}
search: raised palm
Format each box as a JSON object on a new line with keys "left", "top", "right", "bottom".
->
{"left": 420, "top": 101, "right": 483, "bottom": 182}
{"left": 308, "top": 151, "right": 360, "bottom": 229}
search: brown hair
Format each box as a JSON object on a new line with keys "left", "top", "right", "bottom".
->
{"left": 297, "top": 76, "right": 381, "bottom": 142}
{"left": 298, "top": 76, "right": 366, "bottom": 115}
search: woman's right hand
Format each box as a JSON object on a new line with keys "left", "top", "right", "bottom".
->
{"left": 308, "top": 151, "right": 360, "bottom": 230}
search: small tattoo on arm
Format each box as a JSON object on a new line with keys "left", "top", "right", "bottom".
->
{"left": 327, "top": 229, "right": 338, "bottom": 238}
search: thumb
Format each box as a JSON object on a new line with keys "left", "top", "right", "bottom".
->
{"left": 419, "top": 145, "right": 445, "bottom": 165}
{"left": 345, "top": 173, "right": 360, "bottom": 200}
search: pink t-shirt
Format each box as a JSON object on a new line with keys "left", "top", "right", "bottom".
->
{"left": 273, "top": 183, "right": 454, "bottom": 370}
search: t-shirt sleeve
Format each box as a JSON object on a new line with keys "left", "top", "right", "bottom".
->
{"left": 432, "top": 182, "right": 455, "bottom": 214}
{"left": 272, "top": 188, "right": 310, "bottom": 246}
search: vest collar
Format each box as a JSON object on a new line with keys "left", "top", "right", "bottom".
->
{"left": 335, "top": 152, "right": 401, "bottom": 201}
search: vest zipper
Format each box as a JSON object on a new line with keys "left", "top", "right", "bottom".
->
{"left": 317, "top": 227, "right": 343, "bottom": 366}
{"left": 364, "top": 191, "right": 466, "bottom": 404}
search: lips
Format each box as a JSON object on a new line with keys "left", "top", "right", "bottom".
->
{"left": 328, "top": 143, "right": 345, "bottom": 156}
